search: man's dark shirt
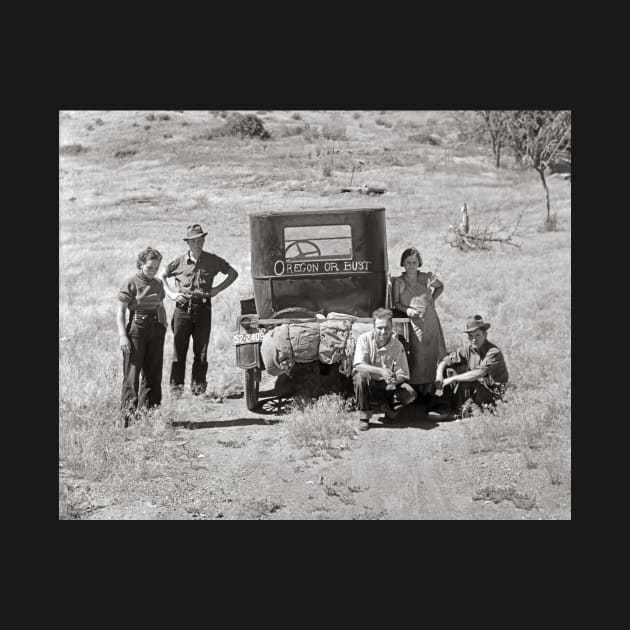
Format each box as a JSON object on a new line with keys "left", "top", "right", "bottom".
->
{"left": 164, "top": 251, "right": 232, "bottom": 294}
{"left": 442, "top": 339, "right": 509, "bottom": 387}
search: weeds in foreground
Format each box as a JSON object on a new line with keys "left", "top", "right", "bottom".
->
{"left": 59, "top": 400, "right": 177, "bottom": 484}
{"left": 245, "top": 497, "right": 284, "bottom": 519}
{"left": 59, "top": 481, "right": 95, "bottom": 520}
{"left": 464, "top": 389, "right": 568, "bottom": 455}
{"left": 544, "top": 455, "right": 567, "bottom": 485}
{"left": 287, "top": 394, "right": 356, "bottom": 455}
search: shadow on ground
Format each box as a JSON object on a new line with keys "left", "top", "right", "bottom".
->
{"left": 172, "top": 417, "right": 281, "bottom": 430}
{"left": 367, "top": 401, "right": 457, "bottom": 431}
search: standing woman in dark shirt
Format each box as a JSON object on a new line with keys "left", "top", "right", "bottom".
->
{"left": 116, "top": 247, "right": 168, "bottom": 427}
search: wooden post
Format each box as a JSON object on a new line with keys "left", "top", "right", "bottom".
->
{"left": 461, "top": 203, "right": 469, "bottom": 234}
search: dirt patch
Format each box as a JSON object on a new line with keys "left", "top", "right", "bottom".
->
{"left": 72, "top": 395, "right": 566, "bottom": 520}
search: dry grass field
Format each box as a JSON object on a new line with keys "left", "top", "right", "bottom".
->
{"left": 59, "top": 110, "right": 571, "bottom": 519}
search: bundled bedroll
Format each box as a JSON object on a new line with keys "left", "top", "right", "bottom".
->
{"left": 260, "top": 314, "right": 373, "bottom": 377}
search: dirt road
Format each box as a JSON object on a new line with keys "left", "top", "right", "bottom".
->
{"left": 79, "top": 394, "right": 564, "bottom": 520}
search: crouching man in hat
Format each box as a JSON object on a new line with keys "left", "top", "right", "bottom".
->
{"left": 159, "top": 223, "right": 238, "bottom": 396}
{"left": 353, "top": 308, "right": 417, "bottom": 431}
{"left": 431, "top": 314, "right": 509, "bottom": 417}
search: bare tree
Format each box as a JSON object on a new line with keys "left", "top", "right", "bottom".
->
{"left": 454, "top": 111, "right": 481, "bottom": 141}
{"left": 478, "top": 111, "right": 512, "bottom": 168}
{"left": 506, "top": 111, "right": 571, "bottom": 222}
{"left": 454, "top": 111, "right": 513, "bottom": 168}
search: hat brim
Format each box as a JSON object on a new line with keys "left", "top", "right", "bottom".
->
{"left": 183, "top": 232, "right": 208, "bottom": 240}
{"left": 462, "top": 323, "right": 490, "bottom": 333}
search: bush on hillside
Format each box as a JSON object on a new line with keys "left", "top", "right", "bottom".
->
{"left": 60, "top": 144, "right": 89, "bottom": 156}
{"left": 321, "top": 123, "right": 346, "bottom": 141}
{"left": 211, "top": 113, "right": 270, "bottom": 140}
{"left": 408, "top": 132, "right": 443, "bottom": 146}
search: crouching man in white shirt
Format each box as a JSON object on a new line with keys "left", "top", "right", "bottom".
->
{"left": 353, "top": 308, "right": 417, "bottom": 431}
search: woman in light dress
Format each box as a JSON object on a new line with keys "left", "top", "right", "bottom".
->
{"left": 392, "top": 247, "right": 446, "bottom": 398}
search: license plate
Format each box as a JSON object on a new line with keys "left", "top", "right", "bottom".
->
{"left": 233, "top": 331, "right": 264, "bottom": 345}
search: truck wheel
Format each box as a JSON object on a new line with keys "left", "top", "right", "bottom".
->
{"left": 245, "top": 368, "right": 260, "bottom": 411}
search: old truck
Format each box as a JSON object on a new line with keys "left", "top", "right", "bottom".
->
{"left": 234, "top": 207, "right": 409, "bottom": 410}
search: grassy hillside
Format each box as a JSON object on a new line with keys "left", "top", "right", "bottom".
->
{"left": 59, "top": 110, "right": 571, "bottom": 500}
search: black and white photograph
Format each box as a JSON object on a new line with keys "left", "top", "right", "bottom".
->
{"left": 58, "top": 110, "right": 571, "bottom": 520}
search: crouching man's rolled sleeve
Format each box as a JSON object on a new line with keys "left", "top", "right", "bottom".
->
{"left": 479, "top": 347, "right": 509, "bottom": 385}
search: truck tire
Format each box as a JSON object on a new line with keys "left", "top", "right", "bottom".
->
{"left": 245, "top": 367, "right": 260, "bottom": 411}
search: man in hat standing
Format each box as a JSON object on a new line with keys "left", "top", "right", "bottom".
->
{"left": 432, "top": 314, "right": 509, "bottom": 416}
{"left": 159, "top": 224, "right": 238, "bottom": 396}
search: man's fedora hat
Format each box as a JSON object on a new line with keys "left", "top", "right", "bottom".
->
{"left": 462, "top": 314, "right": 491, "bottom": 332}
{"left": 183, "top": 224, "right": 208, "bottom": 240}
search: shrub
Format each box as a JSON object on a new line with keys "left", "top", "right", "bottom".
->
{"left": 353, "top": 112, "right": 361, "bottom": 119}
{"left": 394, "top": 119, "right": 420, "bottom": 131}
{"left": 280, "top": 124, "right": 307, "bottom": 137}
{"left": 321, "top": 123, "right": 346, "bottom": 141}
{"left": 291, "top": 112, "right": 302, "bottom": 120}
{"left": 408, "top": 132, "right": 442, "bottom": 145}
{"left": 145, "top": 113, "right": 156, "bottom": 121}
{"left": 211, "top": 113, "right": 270, "bottom": 140}
{"left": 114, "top": 149, "right": 137, "bottom": 158}
{"left": 322, "top": 164, "right": 332, "bottom": 177}
{"left": 158, "top": 114, "right": 170, "bottom": 121}
{"left": 60, "top": 144, "right": 88, "bottom": 156}
{"left": 375, "top": 117, "right": 393, "bottom": 128}
{"left": 303, "top": 125, "right": 321, "bottom": 142}
{"left": 288, "top": 394, "right": 355, "bottom": 454}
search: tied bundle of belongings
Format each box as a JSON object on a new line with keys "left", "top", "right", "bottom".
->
{"left": 260, "top": 323, "right": 320, "bottom": 376}
{"left": 259, "top": 314, "right": 374, "bottom": 377}
{"left": 319, "top": 319, "right": 353, "bottom": 372}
